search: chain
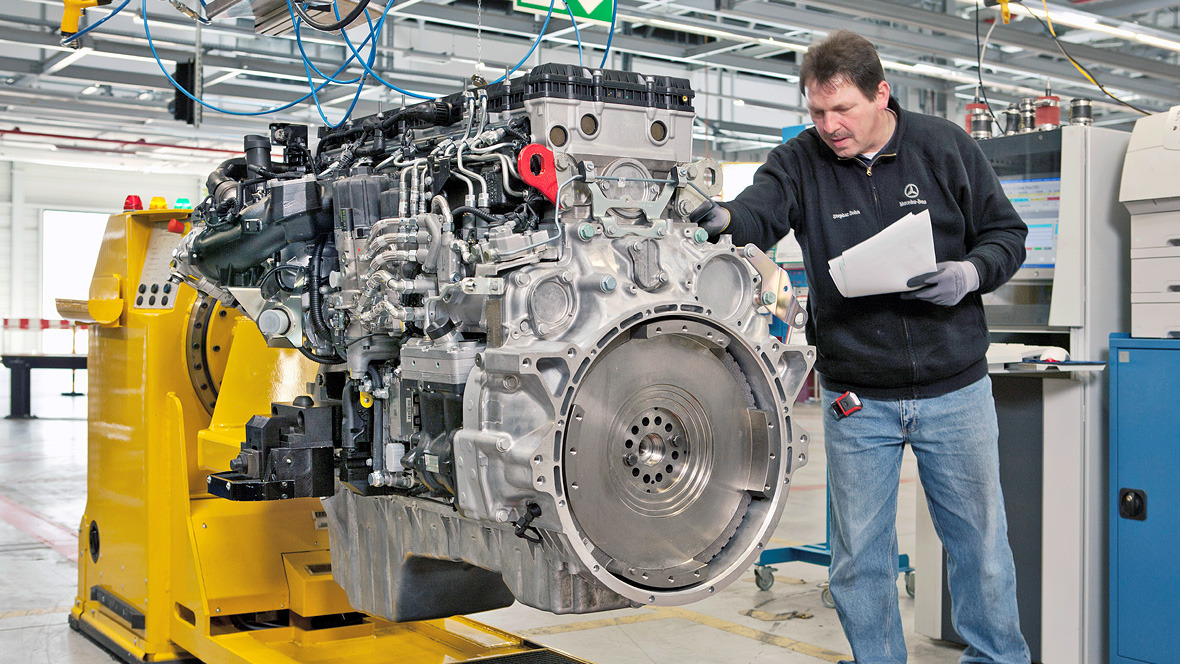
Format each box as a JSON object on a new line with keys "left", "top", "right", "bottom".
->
{"left": 476, "top": 0, "right": 483, "bottom": 70}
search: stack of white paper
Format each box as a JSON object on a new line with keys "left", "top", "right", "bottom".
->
{"left": 827, "top": 209, "right": 938, "bottom": 298}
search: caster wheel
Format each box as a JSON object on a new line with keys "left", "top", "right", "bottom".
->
{"left": 821, "top": 587, "right": 835, "bottom": 609}
{"left": 905, "top": 571, "right": 916, "bottom": 598}
{"left": 754, "top": 566, "right": 775, "bottom": 591}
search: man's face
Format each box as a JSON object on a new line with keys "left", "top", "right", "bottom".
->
{"left": 805, "top": 77, "right": 892, "bottom": 159}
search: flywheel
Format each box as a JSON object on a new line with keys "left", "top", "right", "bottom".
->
{"left": 562, "top": 318, "right": 778, "bottom": 591}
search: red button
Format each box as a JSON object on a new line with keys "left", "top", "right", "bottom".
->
{"left": 168, "top": 218, "right": 185, "bottom": 234}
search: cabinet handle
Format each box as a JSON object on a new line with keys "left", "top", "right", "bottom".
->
{"left": 1118, "top": 488, "right": 1147, "bottom": 521}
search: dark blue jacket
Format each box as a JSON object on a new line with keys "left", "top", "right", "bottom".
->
{"left": 721, "top": 96, "right": 1027, "bottom": 399}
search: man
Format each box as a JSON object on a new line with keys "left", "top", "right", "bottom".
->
{"left": 692, "top": 30, "right": 1030, "bottom": 664}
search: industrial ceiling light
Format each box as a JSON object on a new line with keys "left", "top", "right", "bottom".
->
{"left": 631, "top": 13, "right": 1022, "bottom": 88}
{"left": 1135, "top": 34, "right": 1180, "bottom": 50}
{"left": 756, "top": 37, "right": 807, "bottom": 53}
{"left": 404, "top": 51, "right": 451, "bottom": 66}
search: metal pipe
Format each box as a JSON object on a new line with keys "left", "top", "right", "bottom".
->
{"left": 455, "top": 142, "right": 488, "bottom": 207}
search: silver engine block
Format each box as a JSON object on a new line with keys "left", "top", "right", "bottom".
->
{"left": 173, "top": 64, "right": 814, "bottom": 622}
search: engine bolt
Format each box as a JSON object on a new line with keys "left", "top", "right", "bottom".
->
{"left": 600, "top": 276, "right": 617, "bottom": 293}
{"left": 760, "top": 291, "right": 777, "bottom": 306}
{"left": 578, "top": 223, "right": 596, "bottom": 241}
{"left": 693, "top": 228, "right": 709, "bottom": 244}
{"left": 623, "top": 453, "right": 639, "bottom": 467}
{"left": 678, "top": 200, "right": 694, "bottom": 215}
{"left": 655, "top": 226, "right": 667, "bottom": 237}
{"left": 513, "top": 273, "right": 530, "bottom": 286}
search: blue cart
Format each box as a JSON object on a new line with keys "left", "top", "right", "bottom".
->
{"left": 754, "top": 488, "right": 915, "bottom": 607}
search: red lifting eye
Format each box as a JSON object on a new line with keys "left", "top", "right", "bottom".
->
{"left": 517, "top": 144, "right": 558, "bottom": 204}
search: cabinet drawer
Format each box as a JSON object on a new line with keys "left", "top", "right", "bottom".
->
{"left": 1131, "top": 302, "right": 1180, "bottom": 338}
{"left": 1130, "top": 210, "right": 1180, "bottom": 250}
{"left": 1132, "top": 256, "right": 1180, "bottom": 294}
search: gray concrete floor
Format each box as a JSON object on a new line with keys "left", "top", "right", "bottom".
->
{"left": 0, "top": 370, "right": 965, "bottom": 664}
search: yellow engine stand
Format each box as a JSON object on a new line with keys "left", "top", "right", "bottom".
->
{"left": 71, "top": 209, "right": 585, "bottom": 664}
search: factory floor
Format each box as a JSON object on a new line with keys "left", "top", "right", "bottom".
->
{"left": 0, "top": 371, "right": 966, "bottom": 664}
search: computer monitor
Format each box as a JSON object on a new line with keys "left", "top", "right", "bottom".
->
{"left": 980, "top": 131, "right": 1063, "bottom": 281}
{"left": 999, "top": 175, "right": 1060, "bottom": 270}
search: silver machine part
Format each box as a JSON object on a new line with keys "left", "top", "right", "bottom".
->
{"left": 173, "top": 66, "right": 815, "bottom": 621}
{"left": 1070, "top": 97, "right": 1094, "bottom": 126}
{"left": 1019, "top": 97, "right": 1038, "bottom": 133}
{"left": 970, "top": 108, "right": 994, "bottom": 140}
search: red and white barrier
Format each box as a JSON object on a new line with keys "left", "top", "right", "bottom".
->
{"left": 2, "top": 319, "right": 88, "bottom": 331}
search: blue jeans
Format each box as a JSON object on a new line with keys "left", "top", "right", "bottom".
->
{"left": 822, "top": 376, "right": 1030, "bottom": 664}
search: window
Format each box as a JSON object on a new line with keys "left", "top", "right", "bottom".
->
{"left": 40, "top": 210, "right": 108, "bottom": 354}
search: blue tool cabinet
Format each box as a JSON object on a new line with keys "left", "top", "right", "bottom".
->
{"left": 1108, "top": 334, "right": 1180, "bottom": 664}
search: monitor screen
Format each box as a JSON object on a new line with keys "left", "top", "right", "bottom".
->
{"left": 999, "top": 176, "right": 1060, "bottom": 269}
{"left": 979, "top": 130, "right": 1063, "bottom": 275}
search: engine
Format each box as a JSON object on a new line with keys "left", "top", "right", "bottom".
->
{"left": 172, "top": 64, "right": 815, "bottom": 622}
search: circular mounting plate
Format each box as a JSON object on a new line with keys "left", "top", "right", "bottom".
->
{"left": 563, "top": 321, "right": 771, "bottom": 590}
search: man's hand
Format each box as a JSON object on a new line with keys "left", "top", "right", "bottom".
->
{"left": 688, "top": 200, "right": 731, "bottom": 239}
{"left": 901, "top": 261, "right": 980, "bottom": 306}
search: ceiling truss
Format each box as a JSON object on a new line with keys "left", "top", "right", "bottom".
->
{"left": 0, "top": 0, "right": 1177, "bottom": 170}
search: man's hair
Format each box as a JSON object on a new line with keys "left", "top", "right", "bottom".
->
{"left": 798, "top": 30, "right": 886, "bottom": 101}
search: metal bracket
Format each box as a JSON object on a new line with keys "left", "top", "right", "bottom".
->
{"left": 459, "top": 276, "right": 505, "bottom": 296}
{"left": 742, "top": 245, "right": 808, "bottom": 329}
{"left": 206, "top": 471, "right": 296, "bottom": 501}
{"left": 229, "top": 287, "right": 303, "bottom": 349}
{"left": 89, "top": 586, "right": 145, "bottom": 630}
{"left": 576, "top": 161, "right": 678, "bottom": 239}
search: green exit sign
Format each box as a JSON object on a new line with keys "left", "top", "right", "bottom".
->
{"left": 514, "top": 0, "right": 614, "bottom": 26}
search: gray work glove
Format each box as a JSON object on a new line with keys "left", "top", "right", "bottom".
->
{"left": 902, "top": 260, "right": 980, "bottom": 306}
{"left": 688, "top": 200, "right": 731, "bottom": 239}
